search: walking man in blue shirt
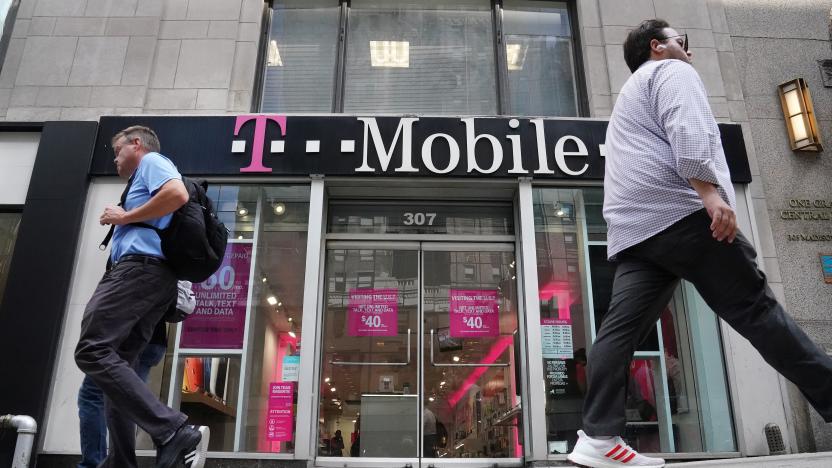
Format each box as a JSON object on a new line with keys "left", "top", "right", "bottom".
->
{"left": 75, "top": 126, "right": 209, "bottom": 468}
{"left": 567, "top": 20, "right": 832, "bottom": 468}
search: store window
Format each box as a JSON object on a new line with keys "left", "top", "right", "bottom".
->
{"left": 260, "top": 0, "right": 585, "bottom": 115}
{"left": 502, "top": 1, "right": 579, "bottom": 116}
{"left": 261, "top": 0, "right": 341, "bottom": 112}
{"left": 137, "top": 185, "right": 310, "bottom": 454}
{"left": 0, "top": 212, "right": 21, "bottom": 306}
{"left": 532, "top": 187, "right": 736, "bottom": 455}
{"left": 343, "top": 0, "right": 497, "bottom": 114}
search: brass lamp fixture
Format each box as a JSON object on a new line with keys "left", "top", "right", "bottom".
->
{"left": 777, "top": 78, "right": 823, "bottom": 152}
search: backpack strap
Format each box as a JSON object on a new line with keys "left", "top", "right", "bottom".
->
{"left": 99, "top": 174, "right": 135, "bottom": 251}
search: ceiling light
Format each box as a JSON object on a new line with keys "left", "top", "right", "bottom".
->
{"left": 262, "top": 277, "right": 267, "bottom": 283}
{"left": 325, "top": 377, "right": 331, "bottom": 383}
{"left": 237, "top": 235, "right": 243, "bottom": 240}
{"left": 273, "top": 202, "right": 286, "bottom": 215}
{"left": 238, "top": 207, "right": 248, "bottom": 216}
{"left": 506, "top": 43, "right": 528, "bottom": 71}
{"left": 370, "top": 40, "right": 409, "bottom": 68}
{"left": 452, "top": 356, "right": 460, "bottom": 362}
{"left": 440, "top": 381, "right": 446, "bottom": 386}
{"left": 330, "top": 387, "right": 336, "bottom": 392}
{"left": 288, "top": 331, "right": 296, "bottom": 338}
{"left": 267, "top": 40, "right": 283, "bottom": 66}
{"left": 429, "top": 396, "right": 435, "bottom": 402}
{"left": 288, "top": 317, "right": 293, "bottom": 322}
{"left": 267, "top": 296, "right": 278, "bottom": 306}
{"left": 277, "top": 301, "right": 282, "bottom": 307}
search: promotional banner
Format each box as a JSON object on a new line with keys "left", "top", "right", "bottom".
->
{"left": 180, "top": 243, "right": 252, "bottom": 349}
{"left": 541, "top": 318, "right": 574, "bottom": 359}
{"left": 347, "top": 288, "right": 398, "bottom": 337}
{"left": 449, "top": 289, "right": 499, "bottom": 338}
{"left": 266, "top": 382, "right": 294, "bottom": 442}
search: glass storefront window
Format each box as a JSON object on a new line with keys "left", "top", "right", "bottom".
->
{"left": 343, "top": 0, "right": 497, "bottom": 114}
{"left": 502, "top": 1, "right": 579, "bottom": 116}
{"left": 0, "top": 212, "right": 21, "bottom": 307}
{"left": 140, "top": 184, "right": 310, "bottom": 454}
{"left": 532, "top": 187, "right": 736, "bottom": 455}
{"left": 261, "top": 1, "right": 340, "bottom": 112}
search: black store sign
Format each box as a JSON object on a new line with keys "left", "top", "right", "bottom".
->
{"left": 91, "top": 115, "right": 751, "bottom": 183}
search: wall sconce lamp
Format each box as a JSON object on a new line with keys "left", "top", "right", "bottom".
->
{"left": 778, "top": 78, "right": 823, "bottom": 152}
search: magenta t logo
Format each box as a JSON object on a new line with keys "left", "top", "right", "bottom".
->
{"left": 233, "top": 114, "right": 287, "bottom": 173}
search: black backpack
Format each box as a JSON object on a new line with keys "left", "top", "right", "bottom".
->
{"left": 101, "top": 176, "right": 228, "bottom": 283}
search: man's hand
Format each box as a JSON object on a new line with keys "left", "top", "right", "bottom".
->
{"left": 689, "top": 178, "right": 737, "bottom": 243}
{"left": 702, "top": 191, "right": 737, "bottom": 243}
{"left": 100, "top": 205, "right": 129, "bottom": 226}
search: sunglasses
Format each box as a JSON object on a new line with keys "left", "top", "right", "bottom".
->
{"left": 661, "top": 33, "right": 688, "bottom": 52}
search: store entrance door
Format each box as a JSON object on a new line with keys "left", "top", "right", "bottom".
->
{"left": 317, "top": 242, "right": 523, "bottom": 468}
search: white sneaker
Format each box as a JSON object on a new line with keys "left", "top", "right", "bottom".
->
{"left": 567, "top": 430, "right": 664, "bottom": 467}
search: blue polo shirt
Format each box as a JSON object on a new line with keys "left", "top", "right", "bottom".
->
{"left": 110, "top": 152, "right": 182, "bottom": 262}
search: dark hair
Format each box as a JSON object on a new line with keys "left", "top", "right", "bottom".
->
{"left": 623, "top": 19, "right": 670, "bottom": 72}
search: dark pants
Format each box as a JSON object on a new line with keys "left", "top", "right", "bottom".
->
{"left": 583, "top": 209, "right": 832, "bottom": 436}
{"left": 74, "top": 260, "right": 186, "bottom": 468}
{"left": 77, "top": 343, "right": 166, "bottom": 468}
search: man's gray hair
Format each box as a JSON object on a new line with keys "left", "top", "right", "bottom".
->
{"left": 112, "top": 125, "right": 161, "bottom": 153}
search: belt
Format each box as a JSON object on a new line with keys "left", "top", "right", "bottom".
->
{"left": 113, "top": 254, "right": 165, "bottom": 268}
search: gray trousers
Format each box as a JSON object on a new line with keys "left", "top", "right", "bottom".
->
{"left": 75, "top": 259, "right": 187, "bottom": 467}
{"left": 583, "top": 209, "right": 832, "bottom": 436}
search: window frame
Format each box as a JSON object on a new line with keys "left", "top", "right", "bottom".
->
{"left": 256, "top": 0, "right": 589, "bottom": 116}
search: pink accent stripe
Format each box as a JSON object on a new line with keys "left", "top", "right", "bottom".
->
{"left": 613, "top": 449, "right": 629, "bottom": 460}
{"left": 622, "top": 452, "right": 636, "bottom": 463}
{"left": 604, "top": 444, "right": 622, "bottom": 458}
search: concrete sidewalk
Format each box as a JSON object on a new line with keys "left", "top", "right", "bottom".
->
{"left": 667, "top": 452, "right": 832, "bottom": 467}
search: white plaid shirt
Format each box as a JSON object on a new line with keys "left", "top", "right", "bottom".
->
{"left": 603, "top": 59, "right": 736, "bottom": 259}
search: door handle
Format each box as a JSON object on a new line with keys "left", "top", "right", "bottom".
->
{"left": 430, "top": 329, "right": 509, "bottom": 367}
{"left": 330, "top": 328, "right": 411, "bottom": 366}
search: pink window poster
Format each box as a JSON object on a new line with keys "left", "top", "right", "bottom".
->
{"left": 347, "top": 288, "right": 398, "bottom": 337}
{"left": 449, "top": 289, "right": 499, "bottom": 338}
{"left": 266, "top": 382, "right": 294, "bottom": 442}
{"left": 180, "top": 243, "right": 252, "bottom": 349}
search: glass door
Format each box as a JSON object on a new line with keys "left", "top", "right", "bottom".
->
{"left": 422, "top": 244, "right": 523, "bottom": 465}
{"left": 317, "top": 242, "right": 522, "bottom": 467}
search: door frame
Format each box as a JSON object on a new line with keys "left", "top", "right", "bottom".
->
{"left": 314, "top": 240, "right": 525, "bottom": 468}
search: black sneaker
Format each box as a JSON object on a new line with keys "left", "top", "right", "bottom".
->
{"left": 156, "top": 424, "right": 210, "bottom": 468}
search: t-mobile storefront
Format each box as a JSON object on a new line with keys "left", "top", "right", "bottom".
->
{"left": 23, "top": 112, "right": 754, "bottom": 467}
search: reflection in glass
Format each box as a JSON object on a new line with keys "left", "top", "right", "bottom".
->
{"left": 172, "top": 184, "right": 310, "bottom": 454}
{"left": 241, "top": 186, "right": 310, "bottom": 453}
{"left": 319, "top": 249, "right": 419, "bottom": 458}
{"left": 533, "top": 187, "right": 736, "bottom": 454}
{"left": 261, "top": 0, "right": 340, "bottom": 112}
{"left": 423, "top": 250, "right": 523, "bottom": 459}
{"left": 0, "top": 212, "right": 21, "bottom": 306}
{"left": 503, "top": 1, "right": 578, "bottom": 116}
{"left": 328, "top": 202, "right": 514, "bottom": 235}
{"left": 533, "top": 188, "right": 591, "bottom": 453}
{"left": 344, "top": 0, "right": 497, "bottom": 114}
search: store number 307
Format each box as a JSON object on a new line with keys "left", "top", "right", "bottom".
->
{"left": 402, "top": 212, "right": 437, "bottom": 226}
